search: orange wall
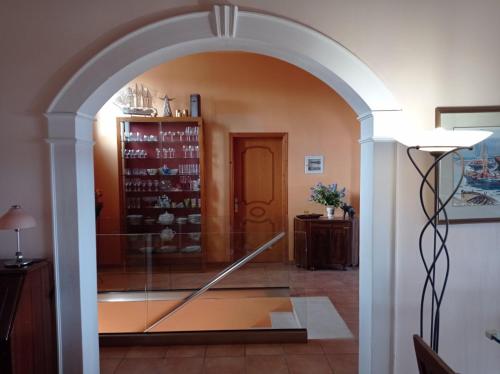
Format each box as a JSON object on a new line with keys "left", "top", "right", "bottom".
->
{"left": 94, "top": 104, "right": 123, "bottom": 265}
{"left": 94, "top": 52, "right": 359, "bottom": 262}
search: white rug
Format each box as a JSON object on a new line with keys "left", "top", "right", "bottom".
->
{"left": 290, "top": 296, "right": 353, "bottom": 339}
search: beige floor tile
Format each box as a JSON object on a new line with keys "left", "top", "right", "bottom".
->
{"left": 246, "top": 355, "right": 288, "bottom": 374}
{"left": 282, "top": 341, "right": 324, "bottom": 354}
{"left": 163, "top": 357, "right": 204, "bottom": 374}
{"left": 204, "top": 356, "right": 245, "bottom": 374}
{"left": 100, "top": 346, "right": 130, "bottom": 358}
{"left": 100, "top": 358, "right": 122, "bottom": 374}
{"left": 320, "top": 339, "right": 358, "bottom": 354}
{"left": 206, "top": 344, "right": 245, "bottom": 357}
{"left": 326, "top": 353, "right": 358, "bottom": 374}
{"left": 285, "top": 354, "right": 333, "bottom": 374}
{"left": 166, "top": 345, "right": 206, "bottom": 357}
{"left": 245, "top": 343, "right": 284, "bottom": 355}
{"left": 126, "top": 346, "right": 167, "bottom": 358}
{"left": 114, "top": 358, "right": 165, "bottom": 374}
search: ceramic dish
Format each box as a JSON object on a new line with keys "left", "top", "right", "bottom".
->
{"left": 181, "top": 245, "right": 201, "bottom": 253}
{"left": 188, "top": 232, "right": 201, "bottom": 241}
{"left": 138, "top": 246, "right": 155, "bottom": 254}
{"left": 156, "top": 245, "right": 177, "bottom": 253}
{"left": 126, "top": 214, "right": 143, "bottom": 225}
{"left": 187, "top": 213, "right": 201, "bottom": 224}
{"left": 176, "top": 217, "right": 188, "bottom": 224}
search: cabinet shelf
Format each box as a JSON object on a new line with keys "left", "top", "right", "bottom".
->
{"left": 122, "top": 140, "right": 160, "bottom": 143}
{"left": 122, "top": 140, "right": 200, "bottom": 144}
{"left": 125, "top": 190, "right": 201, "bottom": 194}
{"left": 123, "top": 157, "right": 161, "bottom": 161}
{"left": 123, "top": 157, "right": 200, "bottom": 160}
{"left": 126, "top": 222, "right": 201, "bottom": 230}
{"left": 121, "top": 174, "right": 199, "bottom": 178}
{"left": 127, "top": 207, "right": 201, "bottom": 210}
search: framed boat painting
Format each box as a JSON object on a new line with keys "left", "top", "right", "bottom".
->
{"left": 437, "top": 106, "right": 500, "bottom": 223}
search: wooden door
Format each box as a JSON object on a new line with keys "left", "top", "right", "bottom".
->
{"left": 231, "top": 134, "right": 287, "bottom": 262}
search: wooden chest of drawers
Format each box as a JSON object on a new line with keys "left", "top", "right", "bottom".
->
{"left": 294, "top": 216, "right": 358, "bottom": 270}
{"left": 0, "top": 261, "right": 57, "bottom": 374}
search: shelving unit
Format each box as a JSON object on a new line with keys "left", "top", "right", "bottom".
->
{"left": 116, "top": 116, "right": 205, "bottom": 267}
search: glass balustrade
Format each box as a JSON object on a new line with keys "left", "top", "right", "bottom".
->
{"left": 96, "top": 223, "right": 307, "bottom": 338}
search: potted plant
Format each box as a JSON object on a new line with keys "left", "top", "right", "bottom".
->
{"left": 310, "top": 182, "right": 346, "bottom": 218}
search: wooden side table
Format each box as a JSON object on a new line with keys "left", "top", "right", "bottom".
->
{"left": 294, "top": 216, "right": 358, "bottom": 270}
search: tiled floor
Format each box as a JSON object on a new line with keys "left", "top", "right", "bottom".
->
{"left": 99, "top": 266, "right": 359, "bottom": 373}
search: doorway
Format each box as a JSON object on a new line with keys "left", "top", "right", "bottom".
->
{"left": 230, "top": 133, "right": 288, "bottom": 263}
{"left": 46, "top": 5, "right": 401, "bottom": 373}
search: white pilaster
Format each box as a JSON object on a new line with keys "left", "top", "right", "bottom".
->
{"left": 46, "top": 112, "right": 99, "bottom": 374}
{"left": 358, "top": 111, "right": 399, "bottom": 374}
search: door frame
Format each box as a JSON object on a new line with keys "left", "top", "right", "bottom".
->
{"left": 229, "top": 132, "right": 289, "bottom": 262}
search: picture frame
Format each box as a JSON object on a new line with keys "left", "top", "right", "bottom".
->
{"left": 305, "top": 155, "right": 324, "bottom": 174}
{"left": 436, "top": 106, "right": 500, "bottom": 223}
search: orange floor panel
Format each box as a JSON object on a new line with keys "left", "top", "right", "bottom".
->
{"left": 98, "top": 296, "right": 293, "bottom": 333}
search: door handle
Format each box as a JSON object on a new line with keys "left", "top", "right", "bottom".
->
{"left": 234, "top": 197, "right": 239, "bottom": 213}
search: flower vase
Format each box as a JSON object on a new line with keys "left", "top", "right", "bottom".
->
{"left": 326, "top": 206, "right": 335, "bottom": 218}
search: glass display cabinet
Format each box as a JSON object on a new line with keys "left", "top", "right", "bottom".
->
{"left": 116, "top": 116, "right": 205, "bottom": 267}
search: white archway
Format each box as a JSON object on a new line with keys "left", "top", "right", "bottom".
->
{"left": 47, "top": 5, "right": 402, "bottom": 373}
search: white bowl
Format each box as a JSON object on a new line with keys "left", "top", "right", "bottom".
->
{"left": 138, "top": 246, "right": 155, "bottom": 254}
{"left": 181, "top": 245, "right": 201, "bottom": 253}
{"left": 156, "top": 245, "right": 177, "bottom": 253}
{"left": 188, "top": 232, "right": 201, "bottom": 241}
{"left": 176, "top": 217, "right": 188, "bottom": 224}
{"left": 127, "top": 214, "right": 143, "bottom": 225}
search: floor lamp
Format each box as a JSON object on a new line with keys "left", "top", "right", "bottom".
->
{"left": 395, "top": 127, "right": 492, "bottom": 353}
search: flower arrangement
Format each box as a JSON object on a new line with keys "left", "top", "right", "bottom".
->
{"left": 310, "top": 182, "right": 346, "bottom": 208}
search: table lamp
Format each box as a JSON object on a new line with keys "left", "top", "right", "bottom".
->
{"left": 394, "top": 127, "right": 492, "bottom": 353}
{"left": 0, "top": 205, "right": 36, "bottom": 268}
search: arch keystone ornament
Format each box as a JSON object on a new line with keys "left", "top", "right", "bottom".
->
{"left": 47, "top": 5, "right": 402, "bottom": 373}
{"left": 211, "top": 4, "right": 239, "bottom": 38}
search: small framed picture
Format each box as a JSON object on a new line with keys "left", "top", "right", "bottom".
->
{"left": 305, "top": 155, "right": 324, "bottom": 174}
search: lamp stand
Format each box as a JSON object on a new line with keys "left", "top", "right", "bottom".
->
{"left": 407, "top": 146, "right": 469, "bottom": 353}
{"left": 4, "top": 228, "right": 33, "bottom": 268}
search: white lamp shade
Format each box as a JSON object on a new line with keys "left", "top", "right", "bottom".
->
{"left": 0, "top": 205, "right": 36, "bottom": 230}
{"left": 394, "top": 127, "right": 492, "bottom": 152}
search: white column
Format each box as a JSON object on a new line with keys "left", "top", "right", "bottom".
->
{"left": 358, "top": 111, "right": 399, "bottom": 374}
{"left": 46, "top": 112, "right": 99, "bottom": 374}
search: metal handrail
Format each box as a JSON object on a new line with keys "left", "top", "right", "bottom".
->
{"left": 143, "top": 231, "right": 286, "bottom": 332}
